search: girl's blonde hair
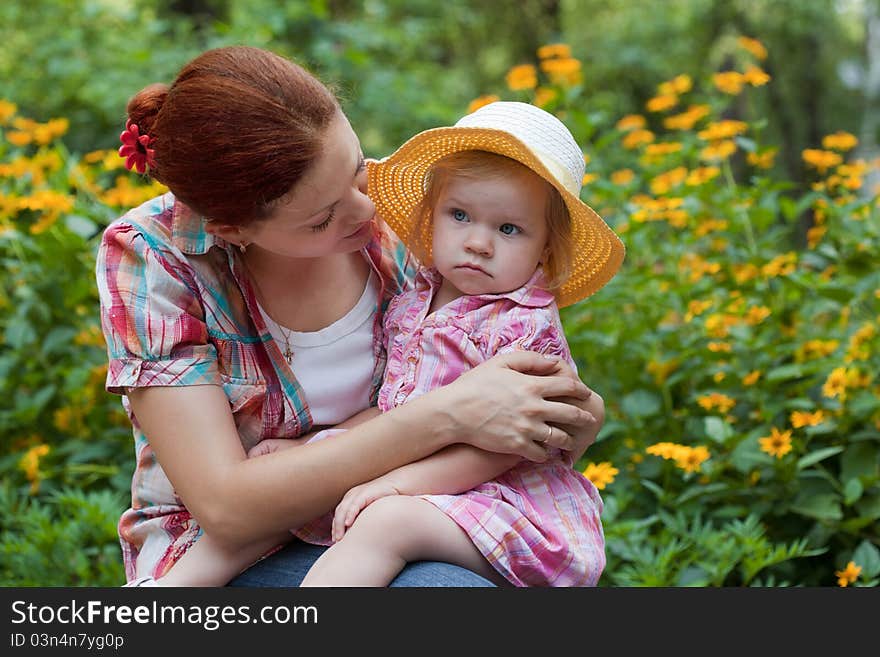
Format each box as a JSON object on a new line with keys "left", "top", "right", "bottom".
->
{"left": 409, "top": 151, "right": 572, "bottom": 292}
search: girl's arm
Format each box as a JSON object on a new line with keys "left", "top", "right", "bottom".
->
{"left": 331, "top": 381, "right": 605, "bottom": 541}
{"left": 127, "top": 350, "right": 591, "bottom": 551}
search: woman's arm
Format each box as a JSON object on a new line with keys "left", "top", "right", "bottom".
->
{"left": 329, "top": 385, "right": 604, "bottom": 541}
{"left": 128, "top": 350, "right": 592, "bottom": 550}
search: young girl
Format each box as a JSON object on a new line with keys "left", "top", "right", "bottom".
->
{"left": 141, "top": 101, "right": 624, "bottom": 587}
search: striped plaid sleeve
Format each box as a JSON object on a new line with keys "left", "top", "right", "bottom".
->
{"left": 492, "top": 305, "right": 578, "bottom": 375}
{"left": 96, "top": 220, "right": 221, "bottom": 395}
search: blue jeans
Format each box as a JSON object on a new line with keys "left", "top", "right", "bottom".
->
{"left": 228, "top": 540, "right": 495, "bottom": 587}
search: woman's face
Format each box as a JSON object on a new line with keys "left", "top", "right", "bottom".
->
{"left": 238, "top": 110, "right": 376, "bottom": 258}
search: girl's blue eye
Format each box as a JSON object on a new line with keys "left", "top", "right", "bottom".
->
{"left": 452, "top": 209, "right": 468, "bottom": 222}
{"left": 499, "top": 223, "right": 520, "bottom": 235}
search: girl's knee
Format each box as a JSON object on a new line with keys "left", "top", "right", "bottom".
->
{"left": 355, "top": 495, "right": 419, "bottom": 528}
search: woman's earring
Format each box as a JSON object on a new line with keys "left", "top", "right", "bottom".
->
{"left": 239, "top": 242, "right": 247, "bottom": 254}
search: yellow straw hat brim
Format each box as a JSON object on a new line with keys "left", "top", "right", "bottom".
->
{"left": 367, "top": 126, "right": 625, "bottom": 308}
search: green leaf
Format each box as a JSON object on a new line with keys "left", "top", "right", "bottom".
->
{"left": 843, "top": 478, "right": 864, "bottom": 505}
{"left": 621, "top": 389, "right": 661, "bottom": 418}
{"left": 790, "top": 493, "right": 843, "bottom": 520}
{"left": 704, "top": 417, "right": 733, "bottom": 444}
{"left": 729, "top": 436, "right": 772, "bottom": 473}
{"left": 640, "top": 479, "right": 666, "bottom": 499}
{"left": 855, "top": 491, "right": 880, "bottom": 520}
{"left": 850, "top": 430, "right": 880, "bottom": 443}
{"left": 851, "top": 540, "right": 880, "bottom": 578}
{"left": 64, "top": 214, "right": 98, "bottom": 239}
{"left": 841, "top": 443, "right": 879, "bottom": 482}
{"left": 765, "top": 364, "right": 806, "bottom": 382}
{"left": 797, "top": 446, "right": 844, "bottom": 470}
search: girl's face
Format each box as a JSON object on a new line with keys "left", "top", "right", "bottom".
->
{"left": 431, "top": 168, "right": 550, "bottom": 297}
{"left": 222, "top": 110, "right": 376, "bottom": 258}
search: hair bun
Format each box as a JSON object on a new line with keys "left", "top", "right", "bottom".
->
{"left": 126, "top": 83, "right": 169, "bottom": 138}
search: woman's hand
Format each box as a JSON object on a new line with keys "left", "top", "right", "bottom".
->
{"left": 433, "top": 351, "right": 595, "bottom": 462}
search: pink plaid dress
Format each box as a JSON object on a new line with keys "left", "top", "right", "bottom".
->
{"left": 299, "top": 267, "right": 606, "bottom": 586}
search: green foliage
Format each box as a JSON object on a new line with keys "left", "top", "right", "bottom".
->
{"left": 0, "top": 483, "right": 125, "bottom": 586}
{"left": 1, "top": 2, "right": 877, "bottom": 587}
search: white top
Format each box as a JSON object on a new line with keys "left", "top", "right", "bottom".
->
{"left": 258, "top": 268, "right": 379, "bottom": 425}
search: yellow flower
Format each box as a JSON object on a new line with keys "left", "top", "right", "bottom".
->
{"left": 646, "top": 94, "right": 678, "bottom": 112}
{"left": 6, "top": 131, "right": 32, "bottom": 147}
{"left": 748, "top": 149, "right": 777, "bottom": 169}
{"left": 663, "top": 104, "right": 711, "bottom": 131}
{"left": 467, "top": 95, "right": 499, "bottom": 114}
{"left": 835, "top": 561, "right": 862, "bottom": 587}
{"left": 674, "top": 445, "right": 711, "bottom": 473}
{"left": 659, "top": 74, "right": 693, "bottom": 95}
{"left": 19, "top": 444, "right": 50, "bottom": 493}
{"left": 539, "top": 57, "right": 582, "bottom": 86}
{"left": 698, "top": 120, "right": 748, "bottom": 141}
{"left": 646, "top": 442, "right": 687, "bottom": 460}
{"left": 650, "top": 166, "right": 688, "bottom": 195}
{"left": 790, "top": 410, "right": 827, "bottom": 428}
{"left": 803, "top": 149, "right": 843, "bottom": 174}
{"left": 742, "top": 370, "right": 761, "bottom": 386}
{"left": 686, "top": 166, "right": 720, "bottom": 186}
{"left": 707, "top": 341, "right": 732, "bottom": 353}
{"left": 647, "top": 358, "right": 679, "bottom": 384}
{"left": 582, "top": 173, "right": 598, "bottom": 185}
{"left": 697, "top": 392, "right": 736, "bottom": 414}
{"left": 506, "top": 64, "right": 538, "bottom": 91}
{"left": 744, "top": 305, "right": 771, "bottom": 325}
{"left": 759, "top": 427, "right": 793, "bottom": 459}
{"left": 610, "top": 168, "right": 635, "bottom": 185}
{"left": 713, "top": 71, "right": 745, "bottom": 95}
{"left": 616, "top": 114, "right": 646, "bottom": 131}
{"left": 694, "top": 218, "right": 728, "bottom": 237}
{"left": 582, "top": 462, "right": 619, "bottom": 490}
{"left": 0, "top": 99, "right": 17, "bottom": 124}
{"left": 533, "top": 86, "right": 557, "bottom": 108}
{"left": 737, "top": 36, "right": 768, "bottom": 60}
{"left": 796, "top": 340, "right": 839, "bottom": 362}
{"left": 100, "top": 176, "right": 168, "bottom": 208}
{"left": 803, "top": 224, "right": 822, "bottom": 249}
{"left": 622, "top": 129, "right": 655, "bottom": 149}
{"left": 537, "top": 43, "right": 572, "bottom": 60}
{"left": 822, "top": 131, "right": 858, "bottom": 152}
{"left": 743, "top": 65, "right": 771, "bottom": 86}
{"left": 761, "top": 252, "right": 797, "bottom": 277}
{"left": 685, "top": 299, "right": 713, "bottom": 321}
{"left": 700, "top": 140, "right": 737, "bottom": 161}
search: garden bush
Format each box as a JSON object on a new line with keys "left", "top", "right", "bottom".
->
{"left": 0, "top": 36, "right": 877, "bottom": 586}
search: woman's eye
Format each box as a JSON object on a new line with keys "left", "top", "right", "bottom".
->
{"left": 499, "top": 223, "right": 520, "bottom": 235}
{"left": 452, "top": 209, "right": 468, "bottom": 222}
{"left": 312, "top": 209, "right": 335, "bottom": 232}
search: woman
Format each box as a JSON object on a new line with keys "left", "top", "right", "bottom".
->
{"left": 97, "top": 46, "right": 603, "bottom": 586}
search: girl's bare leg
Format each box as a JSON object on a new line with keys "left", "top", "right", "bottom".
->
{"left": 300, "top": 496, "right": 508, "bottom": 587}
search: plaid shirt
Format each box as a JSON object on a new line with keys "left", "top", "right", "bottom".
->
{"left": 96, "top": 192, "right": 413, "bottom": 580}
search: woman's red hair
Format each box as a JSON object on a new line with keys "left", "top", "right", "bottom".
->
{"left": 126, "top": 46, "right": 339, "bottom": 225}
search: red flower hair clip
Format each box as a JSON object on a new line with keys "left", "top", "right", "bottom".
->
{"left": 118, "top": 119, "right": 156, "bottom": 174}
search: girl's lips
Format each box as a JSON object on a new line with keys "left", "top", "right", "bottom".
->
{"left": 455, "top": 263, "right": 490, "bottom": 276}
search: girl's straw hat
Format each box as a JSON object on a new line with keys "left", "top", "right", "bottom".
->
{"left": 367, "top": 101, "right": 625, "bottom": 308}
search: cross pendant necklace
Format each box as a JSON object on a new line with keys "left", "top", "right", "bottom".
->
{"left": 279, "top": 326, "right": 294, "bottom": 365}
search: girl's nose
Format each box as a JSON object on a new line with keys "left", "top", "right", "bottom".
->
{"left": 464, "top": 229, "right": 493, "bottom": 257}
